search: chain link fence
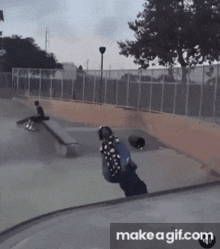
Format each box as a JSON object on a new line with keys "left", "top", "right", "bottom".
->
{"left": 6, "top": 65, "right": 220, "bottom": 123}
{"left": 88, "top": 65, "right": 220, "bottom": 122}
{"left": 0, "top": 72, "right": 14, "bottom": 98}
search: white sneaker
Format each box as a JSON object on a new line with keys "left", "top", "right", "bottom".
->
{"left": 28, "top": 126, "right": 33, "bottom": 130}
{"left": 25, "top": 124, "right": 29, "bottom": 129}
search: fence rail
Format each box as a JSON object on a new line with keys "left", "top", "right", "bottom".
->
{"left": 1, "top": 65, "right": 220, "bottom": 122}
{"left": 0, "top": 72, "right": 14, "bottom": 98}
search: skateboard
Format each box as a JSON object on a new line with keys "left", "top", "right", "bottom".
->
{"left": 17, "top": 116, "right": 37, "bottom": 131}
{"left": 17, "top": 116, "right": 50, "bottom": 125}
{"left": 16, "top": 117, "right": 32, "bottom": 125}
{"left": 17, "top": 116, "right": 50, "bottom": 132}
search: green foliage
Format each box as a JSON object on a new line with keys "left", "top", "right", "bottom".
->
{"left": 118, "top": 0, "right": 220, "bottom": 69}
{"left": 0, "top": 35, "right": 63, "bottom": 72}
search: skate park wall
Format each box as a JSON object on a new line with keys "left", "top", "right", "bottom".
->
{"left": 13, "top": 97, "right": 220, "bottom": 177}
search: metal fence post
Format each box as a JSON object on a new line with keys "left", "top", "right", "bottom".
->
{"left": 82, "top": 73, "right": 86, "bottom": 101}
{"left": 126, "top": 74, "right": 130, "bottom": 107}
{"left": 149, "top": 83, "right": 153, "bottom": 111}
{"left": 160, "top": 69, "right": 165, "bottom": 112}
{"left": 11, "top": 69, "right": 13, "bottom": 88}
{"left": 104, "top": 78, "right": 107, "bottom": 103}
{"left": 93, "top": 76, "right": 96, "bottom": 102}
{"left": 61, "top": 70, "right": 64, "bottom": 100}
{"left": 11, "top": 73, "right": 13, "bottom": 88}
{"left": 50, "top": 70, "right": 52, "bottom": 99}
{"left": 11, "top": 72, "right": 13, "bottom": 89}
{"left": 149, "top": 70, "right": 153, "bottom": 111}
{"left": 7, "top": 72, "right": 9, "bottom": 89}
{"left": 28, "top": 69, "right": 30, "bottom": 98}
{"left": 0, "top": 73, "right": 2, "bottom": 88}
{"left": 213, "top": 64, "right": 219, "bottom": 121}
{"left": 137, "top": 73, "right": 142, "bottom": 109}
{"left": 8, "top": 73, "right": 11, "bottom": 88}
{"left": 199, "top": 66, "right": 204, "bottom": 120}
{"left": 1, "top": 73, "right": 3, "bottom": 87}
{"left": 39, "top": 69, "right": 42, "bottom": 99}
{"left": 71, "top": 78, "right": 75, "bottom": 100}
{"left": 115, "top": 79, "right": 118, "bottom": 106}
{"left": 17, "top": 69, "right": 19, "bottom": 94}
{"left": 173, "top": 83, "right": 177, "bottom": 115}
{"left": 185, "top": 68, "right": 190, "bottom": 116}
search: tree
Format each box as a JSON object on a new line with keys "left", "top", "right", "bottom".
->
{"left": 78, "top": 65, "right": 83, "bottom": 71}
{"left": 0, "top": 35, "right": 63, "bottom": 72}
{"left": 118, "top": 0, "right": 220, "bottom": 73}
{"left": 77, "top": 65, "right": 84, "bottom": 74}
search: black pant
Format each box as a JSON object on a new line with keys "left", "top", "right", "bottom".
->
{"left": 30, "top": 115, "right": 44, "bottom": 123}
{"left": 119, "top": 167, "right": 148, "bottom": 197}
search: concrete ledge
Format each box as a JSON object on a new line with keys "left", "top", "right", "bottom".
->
{"left": 12, "top": 97, "right": 220, "bottom": 174}
{"left": 42, "top": 119, "right": 79, "bottom": 157}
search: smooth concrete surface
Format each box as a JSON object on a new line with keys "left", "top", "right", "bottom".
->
{"left": 1, "top": 183, "right": 220, "bottom": 248}
{"left": 0, "top": 98, "right": 220, "bottom": 235}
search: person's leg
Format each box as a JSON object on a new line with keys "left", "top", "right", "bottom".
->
{"left": 28, "top": 121, "right": 34, "bottom": 130}
{"left": 119, "top": 169, "right": 148, "bottom": 197}
{"left": 25, "top": 119, "right": 32, "bottom": 129}
{"left": 119, "top": 174, "right": 132, "bottom": 197}
{"left": 127, "top": 158, "right": 138, "bottom": 170}
{"left": 119, "top": 182, "right": 131, "bottom": 197}
{"left": 28, "top": 116, "right": 37, "bottom": 130}
{"left": 25, "top": 121, "right": 29, "bottom": 129}
{"left": 131, "top": 180, "right": 148, "bottom": 196}
{"left": 29, "top": 116, "right": 43, "bottom": 131}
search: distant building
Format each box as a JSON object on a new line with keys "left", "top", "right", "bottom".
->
{"left": 55, "top": 62, "right": 77, "bottom": 80}
{"left": 62, "top": 62, "right": 77, "bottom": 72}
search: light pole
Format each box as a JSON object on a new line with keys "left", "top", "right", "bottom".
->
{"left": 99, "top": 46, "right": 106, "bottom": 103}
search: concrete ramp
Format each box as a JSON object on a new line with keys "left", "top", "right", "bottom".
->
{"left": 1, "top": 182, "right": 220, "bottom": 248}
{"left": 1, "top": 98, "right": 220, "bottom": 236}
{"left": 42, "top": 119, "right": 79, "bottom": 157}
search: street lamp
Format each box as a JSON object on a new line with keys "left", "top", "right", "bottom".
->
{"left": 99, "top": 46, "right": 106, "bottom": 103}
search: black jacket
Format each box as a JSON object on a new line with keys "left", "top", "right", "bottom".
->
{"left": 37, "top": 106, "right": 45, "bottom": 117}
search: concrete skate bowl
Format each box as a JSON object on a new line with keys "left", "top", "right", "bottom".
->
{"left": 10, "top": 97, "right": 220, "bottom": 186}
{"left": 0, "top": 87, "right": 17, "bottom": 99}
{"left": 1, "top": 181, "right": 220, "bottom": 248}
{"left": 14, "top": 97, "right": 220, "bottom": 177}
{"left": 1, "top": 97, "right": 220, "bottom": 239}
{"left": 9, "top": 97, "right": 220, "bottom": 193}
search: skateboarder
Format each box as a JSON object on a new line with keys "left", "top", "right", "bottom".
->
{"left": 26, "top": 101, "right": 45, "bottom": 131}
{"left": 98, "top": 126, "right": 148, "bottom": 197}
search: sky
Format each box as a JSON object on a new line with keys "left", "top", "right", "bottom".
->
{"left": 1, "top": 0, "right": 146, "bottom": 70}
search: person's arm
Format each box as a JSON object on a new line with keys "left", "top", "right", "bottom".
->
{"left": 99, "top": 144, "right": 104, "bottom": 154}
